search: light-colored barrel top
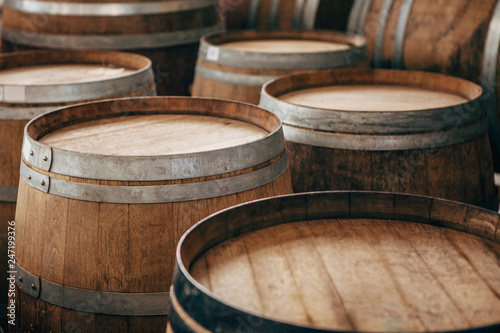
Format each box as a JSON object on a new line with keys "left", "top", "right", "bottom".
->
{"left": 0, "top": 64, "right": 135, "bottom": 85}
{"left": 171, "top": 192, "right": 500, "bottom": 333}
{"left": 220, "top": 39, "right": 350, "bottom": 53}
{"left": 21, "top": 97, "right": 287, "bottom": 193}
{"left": 279, "top": 84, "right": 468, "bottom": 111}
{"left": 198, "top": 30, "right": 366, "bottom": 70}
{"left": 40, "top": 114, "right": 268, "bottom": 156}
{"left": 0, "top": 50, "right": 154, "bottom": 106}
{"left": 260, "top": 69, "right": 485, "bottom": 150}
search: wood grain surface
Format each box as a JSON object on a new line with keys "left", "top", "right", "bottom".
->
{"left": 221, "top": 39, "right": 349, "bottom": 53}
{"left": 190, "top": 218, "right": 500, "bottom": 332}
{"left": 40, "top": 114, "right": 268, "bottom": 155}
{"left": 0, "top": 64, "right": 134, "bottom": 85}
{"left": 279, "top": 84, "right": 467, "bottom": 111}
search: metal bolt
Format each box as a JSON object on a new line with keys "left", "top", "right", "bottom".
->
{"left": 19, "top": 276, "right": 23, "bottom": 282}
{"left": 31, "top": 283, "right": 36, "bottom": 290}
{"left": 30, "top": 151, "right": 34, "bottom": 156}
{"left": 27, "top": 175, "right": 32, "bottom": 180}
{"left": 41, "top": 180, "right": 45, "bottom": 186}
{"left": 43, "top": 156, "right": 48, "bottom": 161}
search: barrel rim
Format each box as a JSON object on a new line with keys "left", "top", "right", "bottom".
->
{"left": 198, "top": 29, "right": 367, "bottom": 70}
{"left": 3, "top": 0, "right": 217, "bottom": 17}
{"left": 201, "top": 29, "right": 367, "bottom": 49}
{"left": 262, "top": 68, "right": 483, "bottom": 113}
{"left": 0, "top": 49, "right": 155, "bottom": 104}
{"left": 172, "top": 191, "right": 500, "bottom": 333}
{"left": 259, "top": 68, "right": 486, "bottom": 150}
{"left": 22, "top": 96, "right": 286, "bottom": 181}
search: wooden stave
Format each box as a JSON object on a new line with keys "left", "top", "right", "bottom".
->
{"left": 0, "top": 0, "right": 224, "bottom": 96}
{"left": 259, "top": 68, "right": 498, "bottom": 210}
{"left": 347, "top": 0, "right": 500, "bottom": 168}
{"left": 13, "top": 96, "right": 293, "bottom": 331}
{"left": 169, "top": 191, "right": 500, "bottom": 333}
{"left": 192, "top": 29, "right": 367, "bottom": 105}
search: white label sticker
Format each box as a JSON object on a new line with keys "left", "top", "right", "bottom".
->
{"left": 0, "top": 86, "right": 4, "bottom": 102}
{"left": 4, "top": 86, "right": 26, "bottom": 102}
{"left": 206, "top": 46, "right": 220, "bottom": 61}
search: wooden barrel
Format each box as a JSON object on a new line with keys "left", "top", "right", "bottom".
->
{"left": 0, "top": 0, "right": 224, "bottom": 96}
{"left": 13, "top": 97, "right": 293, "bottom": 331}
{"left": 192, "top": 30, "right": 366, "bottom": 104}
{"left": 170, "top": 191, "right": 500, "bottom": 332}
{"left": 346, "top": 0, "right": 500, "bottom": 168}
{"left": 220, "top": 0, "right": 355, "bottom": 31}
{"left": 260, "top": 69, "right": 498, "bottom": 211}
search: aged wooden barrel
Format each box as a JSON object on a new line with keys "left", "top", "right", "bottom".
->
{"left": 0, "top": 0, "right": 224, "bottom": 96}
{"left": 14, "top": 97, "right": 292, "bottom": 332}
{"left": 347, "top": 0, "right": 500, "bottom": 168}
{"left": 220, "top": 0, "right": 355, "bottom": 31}
{"left": 260, "top": 69, "right": 498, "bottom": 211}
{"left": 192, "top": 30, "right": 366, "bottom": 104}
{"left": 170, "top": 191, "right": 500, "bottom": 332}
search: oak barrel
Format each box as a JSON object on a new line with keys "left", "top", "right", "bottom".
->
{"left": 260, "top": 69, "right": 498, "bottom": 211}
{"left": 192, "top": 30, "right": 366, "bottom": 104}
{"left": 13, "top": 97, "right": 292, "bottom": 331}
{"left": 0, "top": 0, "right": 224, "bottom": 96}
{"left": 220, "top": 0, "right": 355, "bottom": 31}
{"left": 0, "top": 50, "right": 155, "bottom": 323}
{"left": 347, "top": 0, "right": 500, "bottom": 168}
{"left": 169, "top": 191, "right": 500, "bottom": 332}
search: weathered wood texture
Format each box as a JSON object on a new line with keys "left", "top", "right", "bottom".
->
{"left": 220, "top": 0, "right": 355, "bottom": 31}
{"left": 349, "top": 0, "right": 500, "bottom": 166}
{"left": 1, "top": 0, "right": 223, "bottom": 95}
{"left": 286, "top": 135, "right": 496, "bottom": 209}
{"left": 14, "top": 97, "right": 293, "bottom": 332}
{"left": 170, "top": 192, "right": 500, "bottom": 332}
{"left": 261, "top": 69, "right": 497, "bottom": 209}
{"left": 192, "top": 30, "right": 366, "bottom": 105}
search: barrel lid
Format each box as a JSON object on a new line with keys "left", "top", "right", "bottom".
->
{"left": 172, "top": 191, "right": 500, "bottom": 333}
{"left": 22, "top": 97, "right": 286, "bottom": 181}
{"left": 260, "top": 69, "right": 486, "bottom": 151}
{"left": 198, "top": 30, "right": 367, "bottom": 70}
{"left": 0, "top": 50, "right": 154, "bottom": 105}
